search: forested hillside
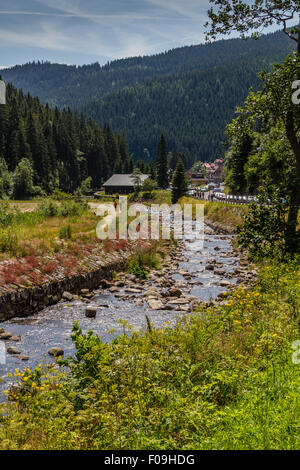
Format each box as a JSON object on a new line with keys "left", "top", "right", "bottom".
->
{"left": 1, "top": 30, "right": 294, "bottom": 109}
{"left": 1, "top": 30, "right": 295, "bottom": 164}
{"left": 81, "top": 57, "right": 287, "bottom": 163}
{"left": 0, "top": 83, "right": 133, "bottom": 196}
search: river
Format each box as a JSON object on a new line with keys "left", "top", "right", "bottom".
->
{"left": 0, "top": 222, "right": 240, "bottom": 395}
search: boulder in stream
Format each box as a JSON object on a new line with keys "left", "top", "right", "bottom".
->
{"left": 48, "top": 347, "right": 64, "bottom": 357}
{"left": 166, "top": 287, "right": 182, "bottom": 297}
{"left": 62, "top": 292, "right": 73, "bottom": 301}
{"left": 10, "top": 335, "right": 21, "bottom": 342}
{"left": 147, "top": 299, "right": 164, "bottom": 310}
{"left": 0, "top": 332, "right": 12, "bottom": 340}
{"left": 7, "top": 347, "right": 21, "bottom": 355}
{"left": 16, "top": 355, "right": 29, "bottom": 361}
{"left": 85, "top": 307, "right": 97, "bottom": 318}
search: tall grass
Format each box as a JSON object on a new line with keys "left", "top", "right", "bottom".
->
{"left": 127, "top": 242, "right": 161, "bottom": 278}
{"left": 0, "top": 200, "right": 95, "bottom": 258}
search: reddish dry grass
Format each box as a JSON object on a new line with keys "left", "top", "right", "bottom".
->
{"left": 40, "top": 262, "right": 58, "bottom": 275}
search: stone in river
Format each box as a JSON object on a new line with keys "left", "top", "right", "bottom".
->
{"left": 48, "top": 347, "right": 64, "bottom": 357}
{"left": 215, "top": 269, "right": 226, "bottom": 275}
{"left": 178, "top": 269, "right": 188, "bottom": 275}
{"left": 220, "top": 280, "right": 231, "bottom": 287}
{"left": 177, "top": 306, "right": 190, "bottom": 312}
{"left": 147, "top": 299, "right": 164, "bottom": 310}
{"left": 0, "top": 328, "right": 4, "bottom": 334}
{"left": 62, "top": 291, "right": 73, "bottom": 301}
{"left": 109, "top": 286, "right": 120, "bottom": 293}
{"left": 145, "top": 288, "right": 161, "bottom": 298}
{"left": 205, "top": 264, "right": 215, "bottom": 271}
{"left": 166, "top": 287, "right": 182, "bottom": 297}
{"left": 7, "top": 347, "right": 21, "bottom": 355}
{"left": 85, "top": 307, "right": 97, "bottom": 318}
{"left": 168, "top": 298, "right": 190, "bottom": 305}
{"left": 162, "top": 305, "right": 175, "bottom": 311}
{"left": 16, "top": 355, "right": 29, "bottom": 361}
{"left": 10, "top": 335, "right": 21, "bottom": 342}
{"left": 125, "top": 288, "right": 143, "bottom": 294}
{"left": 0, "top": 332, "right": 12, "bottom": 340}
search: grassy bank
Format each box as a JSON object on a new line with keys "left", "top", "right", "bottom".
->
{"left": 204, "top": 202, "right": 247, "bottom": 233}
{"left": 0, "top": 257, "right": 299, "bottom": 450}
{"left": 0, "top": 199, "right": 150, "bottom": 288}
{"left": 141, "top": 191, "right": 247, "bottom": 233}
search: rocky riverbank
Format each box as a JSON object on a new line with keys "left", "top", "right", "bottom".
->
{"left": 0, "top": 225, "right": 258, "bottom": 377}
{"left": 205, "top": 218, "right": 235, "bottom": 235}
{"left": 0, "top": 246, "right": 136, "bottom": 322}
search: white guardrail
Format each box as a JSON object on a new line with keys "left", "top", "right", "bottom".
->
{"left": 189, "top": 190, "right": 258, "bottom": 204}
{"left": 211, "top": 193, "right": 257, "bottom": 204}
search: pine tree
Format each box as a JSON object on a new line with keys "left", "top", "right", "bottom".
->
{"left": 172, "top": 157, "right": 188, "bottom": 203}
{"left": 156, "top": 134, "right": 169, "bottom": 189}
{"left": 225, "top": 134, "right": 252, "bottom": 194}
{"left": 0, "top": 81, "right": 132, "bottom": 197}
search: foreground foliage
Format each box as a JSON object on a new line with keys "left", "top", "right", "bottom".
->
{"left": 0, "top": 258, "right": 299, "bottom": 450}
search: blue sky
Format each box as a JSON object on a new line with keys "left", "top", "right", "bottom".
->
{"left": 0, "top": 0, "right": 218, "bottom": 66}
{"left": 0, "top": 0, "right": 281, "bottom": 68}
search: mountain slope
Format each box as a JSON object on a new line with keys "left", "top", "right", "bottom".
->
{"left": 1, "top": 30, "right": 295, "bottom": 165}
{"left": 1, "top": 30, "right": 294, "bottom": 109}
{"left": 81, "top": 55, "right": 292, "bottom": 163}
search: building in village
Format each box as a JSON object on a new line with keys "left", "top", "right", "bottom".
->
{"left": 185, "top": 169, "right": 206, "bottom": 187}
{"left": 186, "top": 159, "right": 224, "bottom": 186}
{"left": 203, "top": 158, "right": 224, "bottom": 182}
{"left": 103, "top": 174, "right": 150, "bottom": 195}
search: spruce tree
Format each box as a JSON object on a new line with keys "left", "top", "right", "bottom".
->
{"left": 172, "top": 157, "right": 188, "bottom": 204}
{"left": 156, "top": 134, "right": 169, "bottom": 189}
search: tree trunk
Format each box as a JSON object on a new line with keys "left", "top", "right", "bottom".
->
{"left": 285, "top": 112, "right": 300, "bottom": 252}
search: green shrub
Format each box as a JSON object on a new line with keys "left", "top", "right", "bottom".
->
{"left": 59, "top": 225, "right": 72, "bottom": 240}
{"left": 0, "top": 202, "right": 14, "bottom": 226}
{"left": 58, "top": 200, "right": 87, "bottom": 217}
{"left": 37, "top": 199, "right": 88, "bottom": 218}
{"left": 127, "top": 259, "right": 148, "bottom": 278}
{"left": 0, "top": 230, "right": 19, "bottom": 254}
{"left": 51, "top": 189, "right": 73, "bottom": 201}
{"left": 37, "top": 200, "right": 59, "bottom": 217}
{"left": 141, "top": 191, "right": 154, "bottom": 200}
{"left": 127, "top": 245, "right": 160, "bottom": 278}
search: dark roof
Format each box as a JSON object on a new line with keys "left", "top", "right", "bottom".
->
{"left": 103, "top": 174, "right": 150, "bottom": 187}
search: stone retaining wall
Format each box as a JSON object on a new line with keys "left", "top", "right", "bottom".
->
{"left": 0, "top": 251, "right": 130, "bottom": 321}
{"left": 205, "top": 218, "right": 234, "bottom": 235}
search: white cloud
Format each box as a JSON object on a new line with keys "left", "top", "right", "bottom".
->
{"left": 0, "top": 0, "right": 212, "bottom": 63}
{"left": 146, "top": 0, "right": 207, "bottom": 18}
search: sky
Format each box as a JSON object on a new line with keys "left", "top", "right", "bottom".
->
{"left": 0, "top": 0, "right": 220, "bottom": 67}
{"left": 0, "top": 0, "right": 284, "bottom": 68}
